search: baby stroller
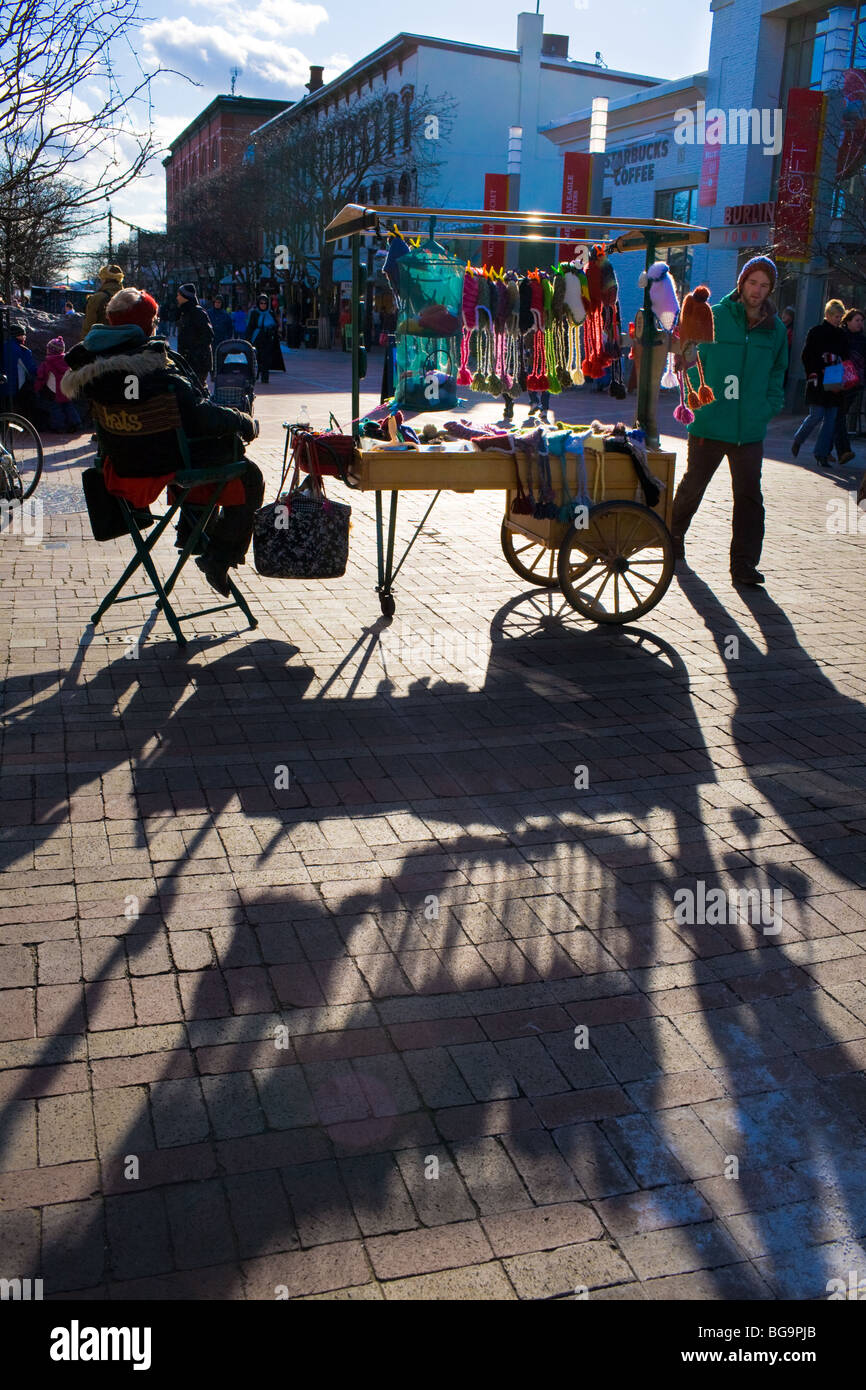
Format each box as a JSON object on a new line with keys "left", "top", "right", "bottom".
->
{"left": 212, "top": 339, "right": 257, "bottom": 414}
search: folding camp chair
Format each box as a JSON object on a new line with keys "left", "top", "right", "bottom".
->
{"left": 88, "top": 390, "right": 258, "bottom": 649}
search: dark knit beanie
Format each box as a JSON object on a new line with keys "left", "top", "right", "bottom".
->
{"left": 177, "top": 283, "right": 198, "bottom": 304}
{"left": 737, "top": 256, "right": 777, "bottom": 295}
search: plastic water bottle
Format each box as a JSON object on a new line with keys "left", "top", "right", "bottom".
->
{"left": 298, "top": 403, "right": 309, "bottom": 427}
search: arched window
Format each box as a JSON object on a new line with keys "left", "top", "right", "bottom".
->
{"left": 398, "top": 172, "right": 411, "bottom": 204}
{"left": 401, "top": 86, "right": 414, "bottom": 149}
{"left": 358, "top": 185, "right": 367, "bottom": 206}
{"left": 387, "top": 95, "right": 397, "bottom": 153}
{"left": 191, "top": 152, "right": 198, "bottom": 180}
{"left": 211, "top": 139, "right": 219, "bottom": 169}
{"left": 370, "top": 180, "right": 380, "bottom": 204}
{"left": 383, "top": 176, "right": 394, "bottom": 205}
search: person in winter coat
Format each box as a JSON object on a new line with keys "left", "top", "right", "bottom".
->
{"left": 232, "top": 305, "right": 248, "bottom": 338}
{"left": 63, "top": 288, "right": 264, "bottom": 598}
{"left": 831, "top": 306, "right": 865, "bottom": 465}
{"left": 82, "top": 265, "right": 125, "bottom": 335}
{"left": 246, "top": 294, "right": 281, "bottom": 383}
{"left": 34, "top": 337, "right": 82, "bottom": 432}
{"left": 207, "top": 295, "right": 234, "bottom": 351}
{"left": 175, "top": 283, "right": 214, "bottom": 385}
{"left": 670, "top": 255, "right": 788, "bottom": 587}
{"left": 791, "top": 299, "right": 849, "bottom": 467}
{"left": 1, "top": 324, "right": 37, "bottom": 413}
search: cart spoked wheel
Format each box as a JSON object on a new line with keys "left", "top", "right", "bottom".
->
{"left": 500, "top": 520, "right": 559, "bottom": 588}
{"left": 557, "top": 501, "right": 674, "bottom": 625}
{"left": 379, "top": 592, "right": 396, "bottom": 617}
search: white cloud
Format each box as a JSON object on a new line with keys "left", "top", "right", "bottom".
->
{"left": 184, "top": 0, "right": 328, "bottom": 36}
{"left": 142, "top": 17, "right": 318, "bottom": 94}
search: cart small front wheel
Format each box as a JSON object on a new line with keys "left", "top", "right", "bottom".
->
{"left": 379, "top": 592, "right": 396, "bottom": 617}
{"left": 500, "top": 519, "right": 559, "bottom": 588}
{"left": 557, "top": 501, "right": 674, "bottom": 625}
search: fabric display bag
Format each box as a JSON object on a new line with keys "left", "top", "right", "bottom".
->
{"left": 396, "top": 242, "right": 464, "bottom": 338}
{"left": 393, "top": 239, "right": 463, "bottom": 411}
{"left": 396, "top": 337, "right": 457, "bottom": 411}
{"left": 842, "top": 359, "right": 862, "bottom": 389}
{"left": 253, "top": 435, "right": 351, "bottom": 579}
{"left": 286, "top": 414, "right": 357, "bottom": 484}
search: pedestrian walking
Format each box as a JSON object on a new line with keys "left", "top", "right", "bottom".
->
{"left": 831, "top": 307, "right": 865, "bottom": 465}
{"left": 175, "top": 284, "right": 214, "bottom": 386}
{"left": 791, "top": 299, "right": 848, "bottom": 468}
{"left": 246, "top": 294, "right": 281, "bottom": 383}
{"left": 1, "top": 324, "right": 38, "bottom": 416}
{"left": 670, "top": 255, "right": 788, "bottom": 587}
{"left": 82, "top": 265, "right": 124, "bottom": 335}
{"left": 34, "top": 337, "right": 82, "bottom": 432}
{"left": 232, "top": 304, "right": 248, "bottom": 338}
{"left": 207, "top": 295, "right": 234, "bottom": 351}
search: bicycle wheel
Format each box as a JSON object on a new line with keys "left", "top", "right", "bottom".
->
{"left": 0, "top": 413, "right": 43, "bottom": 500}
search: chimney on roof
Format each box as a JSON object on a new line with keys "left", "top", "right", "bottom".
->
{"left": 306, "top": 65, "right": 324, "bottom": 94}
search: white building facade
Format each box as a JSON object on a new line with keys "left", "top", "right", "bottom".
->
{"left": 542, "top": 1, "right": 866, "bottom": 401}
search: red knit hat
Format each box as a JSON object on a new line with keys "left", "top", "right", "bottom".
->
{"left": 106, "top": 288, "right": 159, "bottom": 334}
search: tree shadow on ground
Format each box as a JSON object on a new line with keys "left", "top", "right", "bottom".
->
{"left": 1, "top": 592, "right": 864, "bottom": 1299}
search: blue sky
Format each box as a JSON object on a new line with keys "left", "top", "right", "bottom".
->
{"left": 80, "top": 0, "right": 713, "bottom": 273}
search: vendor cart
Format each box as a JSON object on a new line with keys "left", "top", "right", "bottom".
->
{"left": 323, "top": 203, "right": 709, "bottom": 623}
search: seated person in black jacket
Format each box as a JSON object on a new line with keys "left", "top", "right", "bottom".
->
{"left": 63, "top": 287, "right": 264, "bottom": 597}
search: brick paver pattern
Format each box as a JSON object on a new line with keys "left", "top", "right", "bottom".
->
{"left": 2, "top": 349, "right": 866, "bottom": 1300}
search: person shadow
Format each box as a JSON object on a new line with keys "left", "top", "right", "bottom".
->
{"left": 3, "top": 593, "right": 864, "bottom": 1299}
{"left": 671, "top": 561, "right": 866, "bottom": 1294}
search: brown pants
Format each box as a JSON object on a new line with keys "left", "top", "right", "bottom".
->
{"left": 671, "top": 435, "right": 764, "bottom": 575}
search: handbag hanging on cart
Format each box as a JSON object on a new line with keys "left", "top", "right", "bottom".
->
{"left": 253, "top": 430, "right": 351, "bottom": 579}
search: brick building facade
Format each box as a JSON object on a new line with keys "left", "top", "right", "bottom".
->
{"left": 163, "top": 96, "right": 289, "bottom": 226}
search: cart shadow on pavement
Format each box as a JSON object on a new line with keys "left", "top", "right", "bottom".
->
{"left": 2, "top": 603, "right": 865, "bottom": 1298}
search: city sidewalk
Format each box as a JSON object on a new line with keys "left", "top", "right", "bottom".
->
{"left": 2, "top": 353, "right": 866, "bottom": 1300}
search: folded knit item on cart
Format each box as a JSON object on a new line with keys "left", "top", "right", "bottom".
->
{"left": 603, "top": 423, "right": 663, "bottom": 508}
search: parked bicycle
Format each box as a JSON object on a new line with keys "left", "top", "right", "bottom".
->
{"left": 0, "top": 406, "right": 44, "bottom": 503}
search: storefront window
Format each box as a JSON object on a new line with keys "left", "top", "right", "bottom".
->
{"left": 655, "top": 189, "right": 697, "bottom": 295}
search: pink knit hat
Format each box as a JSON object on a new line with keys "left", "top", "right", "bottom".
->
{"left": 47, "top": 337, "right": 65, "bottom": 355}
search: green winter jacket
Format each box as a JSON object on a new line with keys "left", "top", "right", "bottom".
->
{"left": 685, "top": 292, "right": 788, "bottom": 445}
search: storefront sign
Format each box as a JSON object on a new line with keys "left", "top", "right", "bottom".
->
{"left": 708, "top": 225, "right": 772, "bottom": 248}
{"left": 482, "top": 173, "right": 508, "bottom": 270}
{"left": 724, "top": 201, "right": 775, "bottom": 225}
{"left": 776, "top": 88, "right": 826, "bottom": 262}
{"left": 604, "top": 140, "right": 669, "bottom": 186}
{"left": 560, "top": 151, "right": 592, "bottom": 261}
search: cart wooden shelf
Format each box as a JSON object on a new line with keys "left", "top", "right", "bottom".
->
{"left": 322, "top": 201, "right": 707, "bottom": 624}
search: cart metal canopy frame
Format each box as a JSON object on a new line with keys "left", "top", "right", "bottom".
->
{"left": 322, "top": 203, "right": 709, "bottom": 619}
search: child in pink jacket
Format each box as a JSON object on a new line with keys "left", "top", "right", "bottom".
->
{"left": 35, "top": 338, "right": 82, "bottom": 432}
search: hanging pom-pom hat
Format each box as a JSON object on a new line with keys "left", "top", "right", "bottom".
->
{"left": 678, "top": 285, "right": 715, "bottom": 406}
{"left": 639, "top": 261, "right": 680, "bottom": 332}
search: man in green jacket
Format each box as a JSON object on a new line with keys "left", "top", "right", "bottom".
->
{"left": 671, "top": 256, "right": 788, "bottom": 586}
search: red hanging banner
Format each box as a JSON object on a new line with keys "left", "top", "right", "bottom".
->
{"left": 482, "top": 174, "right": 508, "bottom": 270}
{"left": 775, "top": 88, "right": 827, "bottom": 262}
{"left": 560, "top": 151, "right": 593, "bottom": 261}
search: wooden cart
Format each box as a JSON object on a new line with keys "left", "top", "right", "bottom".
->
{"left": 323, "top": 203, "right": 708, "bottom": 625}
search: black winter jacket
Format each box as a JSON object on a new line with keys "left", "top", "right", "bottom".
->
{"left": 63, "top": 330, "right": 254, "bottom": 476}
{"left": 802, "top": 319, "right": 849, "bottom": 407}
{"left": 176, "top": 301, "right": 214, "bottom": 380}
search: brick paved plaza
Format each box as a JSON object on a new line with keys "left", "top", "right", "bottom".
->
{"left": 2, "top": 350, "right": 866, "bottom": 1301}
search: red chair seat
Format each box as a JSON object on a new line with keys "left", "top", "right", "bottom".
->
{"left": 103, "top": 459, "right": 245, "bottom": 508}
